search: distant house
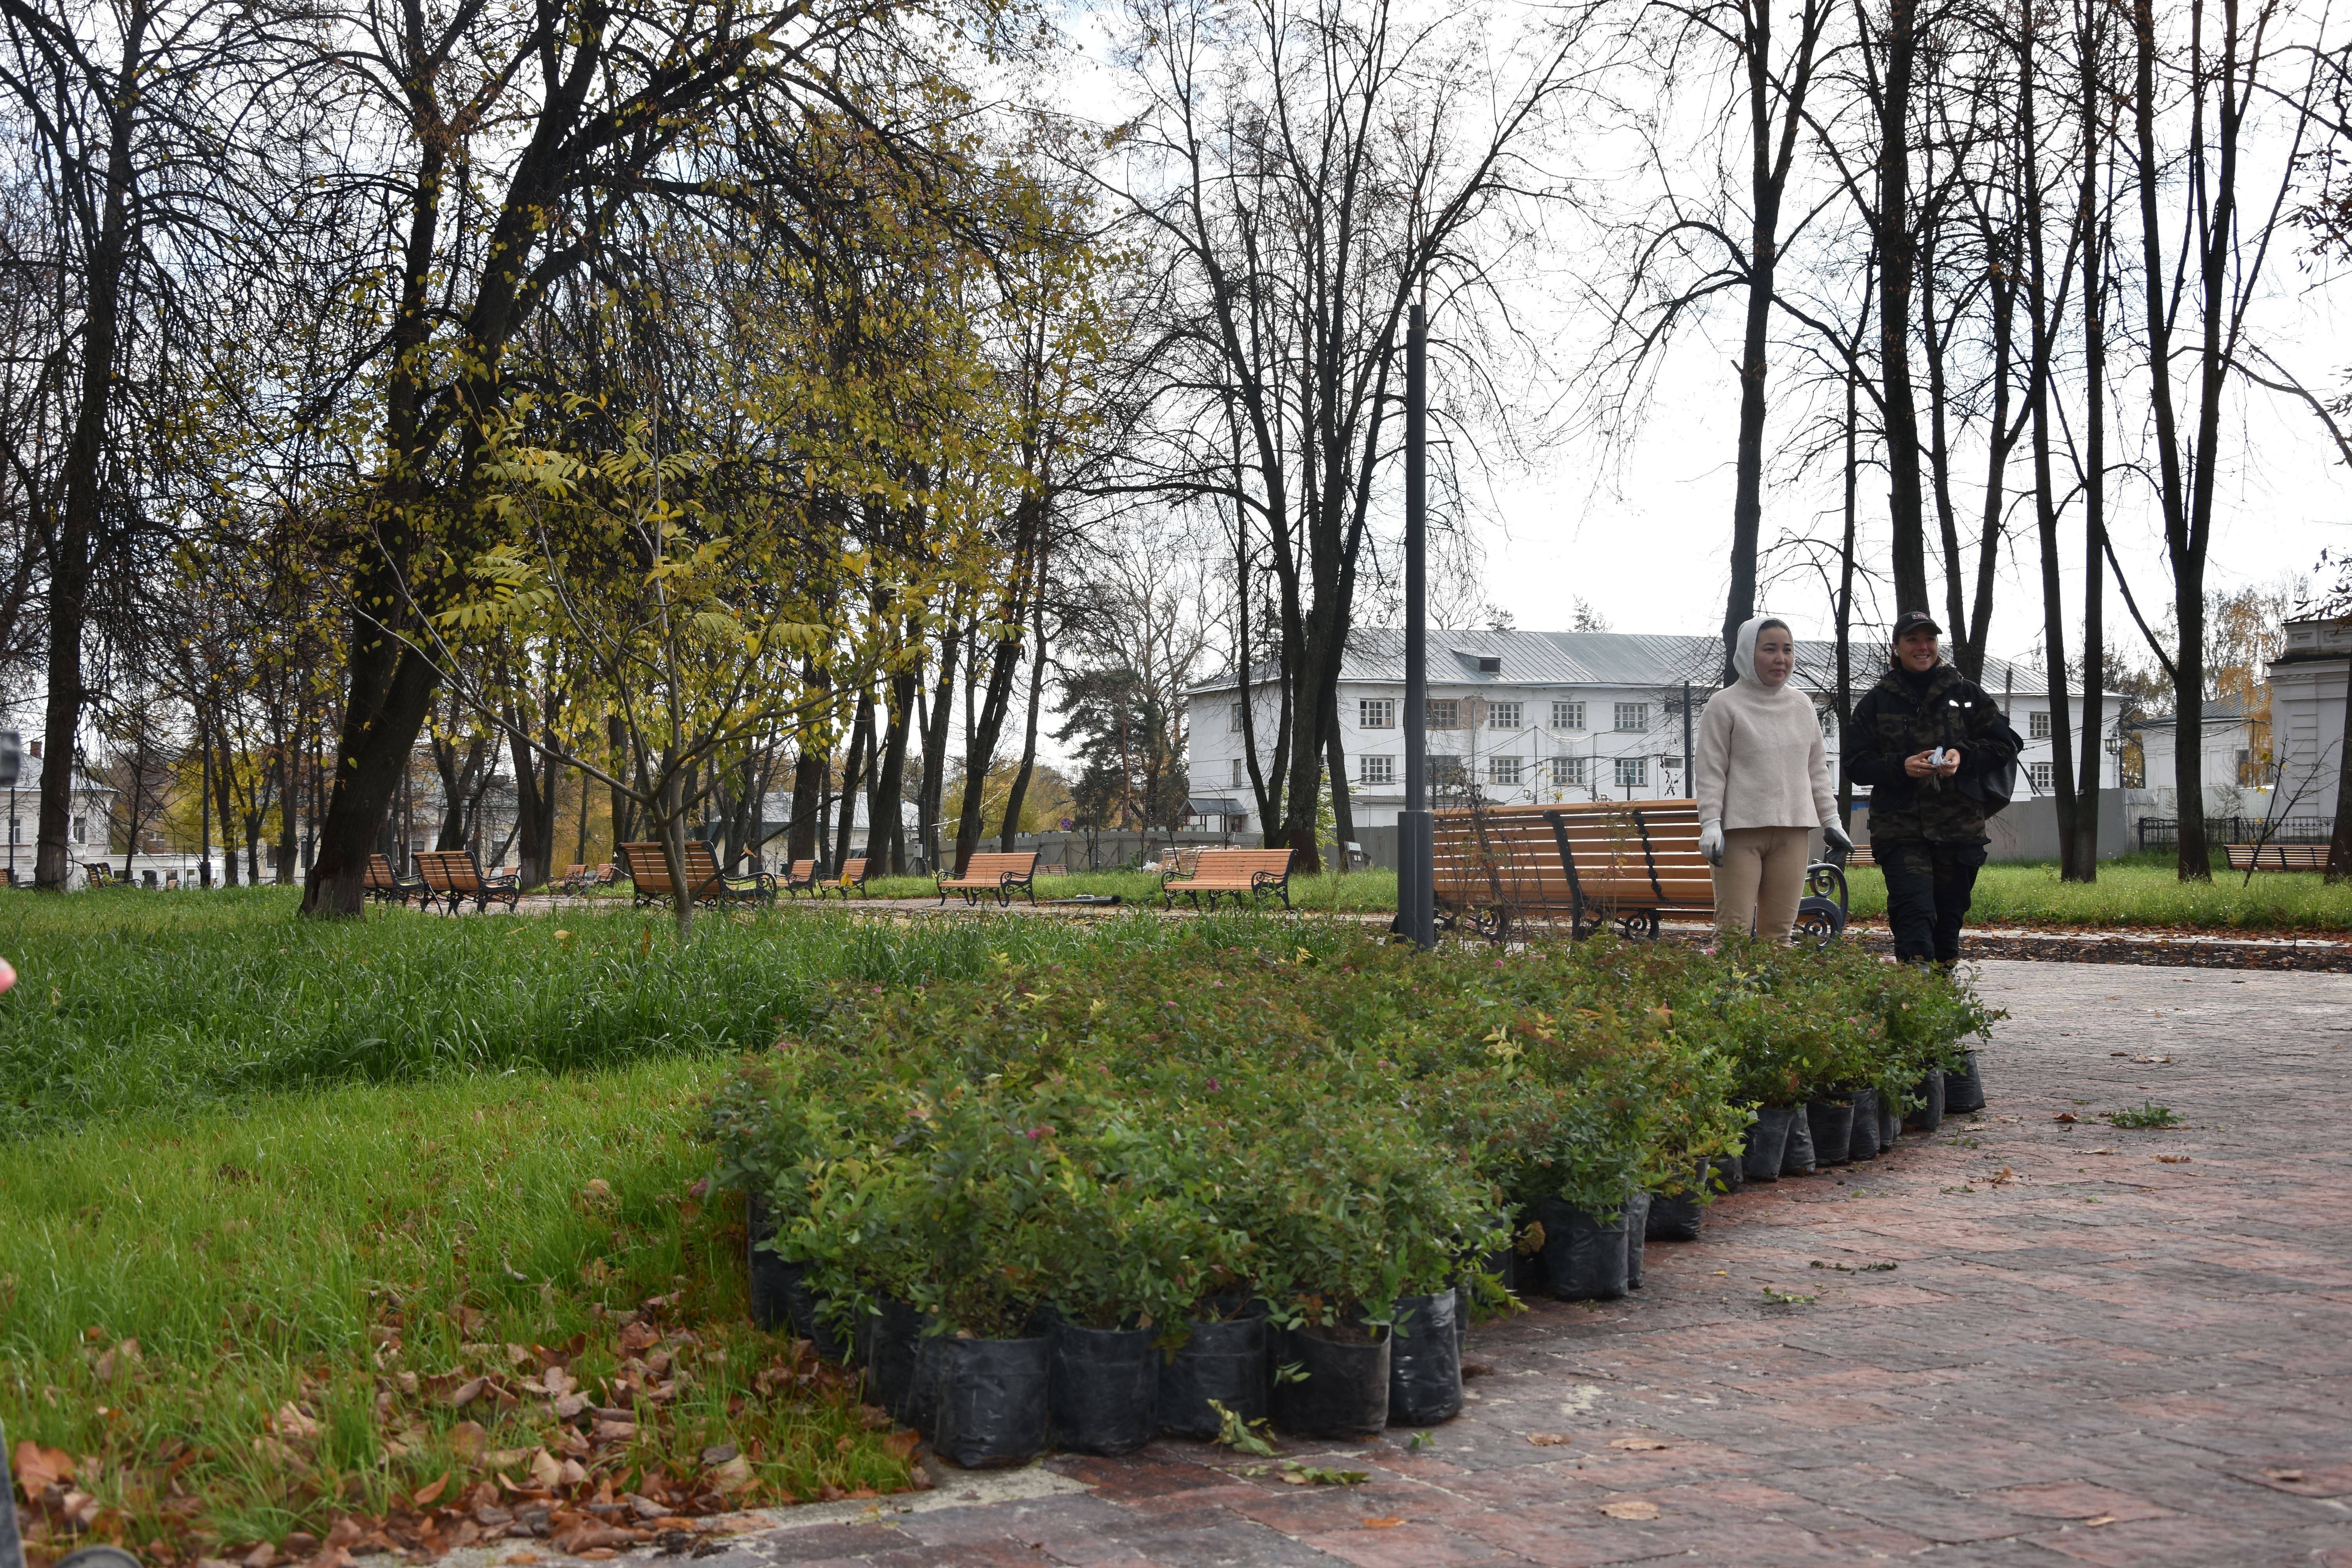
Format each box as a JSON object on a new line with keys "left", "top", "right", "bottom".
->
{"left": 1, "top": 744, "right": 119, "bottom": 887}
{"left": 2268, "top": 614, "right": 2351, "bottom": 821}
{"left": 1187, "top": 628, "right": 2126, "bottom": 837}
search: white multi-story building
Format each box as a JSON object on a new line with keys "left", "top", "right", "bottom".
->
{"left": 1186, "top": 628, "right": 2125, "bottom": 835}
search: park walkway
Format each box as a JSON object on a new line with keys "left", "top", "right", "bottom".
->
{"left": 676, "top": 960, "right": 2352, "bottom": 1567}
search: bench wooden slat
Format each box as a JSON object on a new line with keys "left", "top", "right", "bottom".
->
{"left": 2226, "top": 842, "right": 2331, "bottom": 872}
{"left": 619, "top": 841, "right": 776, "bottom": 908}
{"left": 414, "top": 849, "right": 522, "bottom": 914}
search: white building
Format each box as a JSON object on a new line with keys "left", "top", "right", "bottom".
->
{"left": 2267, "top": 614, "right": 2350, "bottom": 824}
{"left": 1187, "top": 628, "right": 2125, "bottom": 835}
{"left": 2, "top": 744, "right": 120, "bottom": 888}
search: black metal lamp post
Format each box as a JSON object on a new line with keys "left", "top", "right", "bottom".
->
{"left": 1398, "top": 303, "right": 1435, "bottom": 949}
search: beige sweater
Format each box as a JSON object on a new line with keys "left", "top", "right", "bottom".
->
{"left": 1694, "top": 678, "right": 1838, "bottom": 831}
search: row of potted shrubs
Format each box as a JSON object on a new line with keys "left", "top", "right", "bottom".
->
{"left": 707, "top": 928, "right": 1994, "bottom": 1466}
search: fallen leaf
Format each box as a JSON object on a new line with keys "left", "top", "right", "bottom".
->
{"left": 1363, "top": 1517, "right": 1404, "bottom": 1529}
{"left": 447, "top": 1377, "right": 488, "bottom": 1410}
{"left": 530, "top": 1450, "right": 564, "bottom": 1490}
{"left": 706, "top": 1457, "right": 754, "bottom": 1496}
{"left": 1608, "top": 1439, "right": 1669, "bottom": 1451}
{"left": 303, "top": 1547, "right": 352, "bottom": 1568}
{"left": 449, "top": 1421, "right": 488, "bottom": 1461}
{"left": 325, "top": 1518, "right": 365, "bottom": 1550}
{"left": 272, "top": 1403, "right": 323, "bottom": 1441}
{"left": 542, "top": 1365, "right": 577, "bottom": 1398}
{"left": 881, "top": 1432, "right": 919, "bottom": 1461}
{"left": 1526, "top": 1433, "right": 1573, "bottom": 1447}
{"left": 2083, "top": 1515, "right": 2116, "bottom": 1527}
{"left": 1279, "top": 1471, "right": 1308, "bottom": 1486}
{"left": 13, "top": 1441, "right": 73, "bottom": 1492}
{"left": 503, "top": 1556, "right": 539, "bottom": 1565}
{"left": 411, "top": 1473, "right": 451, "bottom": 1508}
{"left": 2156, "top": 1155, "right": 2191, "bottom": 1164}
{"left": 240, "top": 1545, "right": 276, "bottom": 1568}
{"left": 2053, "top": 1112, "right": 2079, "bottom": 1124}
{"left": 2264, "top": 1469, "right": 2305, "bottom": 1482}
{"left": 1597, "top": 1499, "right": 1660, "bottom": 1520}
{"left": 557, "top": 1458, "right": 589, "bottom": 1488}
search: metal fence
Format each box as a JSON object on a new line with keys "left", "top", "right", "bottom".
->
{"left": 2136, "top": 815, "right": 2336, "bottom": 850}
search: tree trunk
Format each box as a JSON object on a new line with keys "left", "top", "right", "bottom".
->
{"left": 834, "top": 689, "right": 873, "bottom": 870}
{"left": 917, "top": 621, "right": 962, "bottom": 874}
{"left": 869, "top": 668, "right": 918, "bottom": 874}
{"left": 507, "top": 725, "right": 561, "bottom": 889}
{"left": 37, "top": 7, "right": 148, "bottom": 892}
{"left": 213, "top": 729, "right": 241, "bottom": 887}
{"left": 1873, "top": 0, "right": 1929, "bottom": 615}
{"left": 956, "top": 624, "right": 1027, "bottom": 873}
{"left": 1325, "top": 724, "right": 1354, "bottom": 870}
{"left": 2071, "top": 1, "right": 2111, "bottom": 881}
{"left": 999, "top": 595, "right": 1049, "bottom": 853}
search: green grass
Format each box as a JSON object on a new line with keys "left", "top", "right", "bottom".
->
{"left": 0, "top": 888, "right": 1240, "bottom": 1141}
{"left": 1839, "top": 850, "right": 2352, "bottom": 931}
{"left": 0, "top": 1061, "right": 914, "bottom": 1562}
{"left": 860, "top": 866, "right": 1399, "bottom": 911}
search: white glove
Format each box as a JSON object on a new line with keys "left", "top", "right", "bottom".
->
{"left": 1700, "top": 818, "right": 1726, "bottom": 866}
{"left": 1822, "top": 821, "right": 1854, "bottom": 855}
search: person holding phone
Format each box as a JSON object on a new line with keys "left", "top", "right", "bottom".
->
{"left": 1694, "top": 614, "right": 1853, "bottom": 939}
{"left": 1844, "top": 610, "right": 2022, "bottom": 964}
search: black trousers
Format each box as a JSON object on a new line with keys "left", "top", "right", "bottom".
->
{"left": 1879, "top": 838, "right": 1987, "bottom": 963}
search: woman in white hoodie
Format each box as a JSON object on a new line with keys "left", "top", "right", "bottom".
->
{"left": 1693, "top": 615, "right": 1853, "bottom": 938}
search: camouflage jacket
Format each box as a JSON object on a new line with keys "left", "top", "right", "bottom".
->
{"left": 1843, "top": 662, "right": 2020, "bottom": 844}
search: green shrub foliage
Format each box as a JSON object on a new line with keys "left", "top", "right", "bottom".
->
{"left": 708, "top": 931, "right": 1993, "bottom": 1340}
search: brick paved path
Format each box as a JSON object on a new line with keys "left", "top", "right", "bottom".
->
{"left": 711, "top": 961, "right": 2352, "bottom": 1567}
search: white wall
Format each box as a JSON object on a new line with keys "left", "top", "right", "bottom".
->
{"left": 2271, "top": 618, "right": 2350, "bottom": 822}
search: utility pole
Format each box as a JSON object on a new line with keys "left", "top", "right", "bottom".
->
{"left": 1682, "top": 682, "right": 1695, "bottom": 795}
{"left": 1399, "top": 303, "right": 1434, "bottom": 949}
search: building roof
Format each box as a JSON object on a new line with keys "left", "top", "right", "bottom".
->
{"left": 2129, "top": 698, "right": 2251, "bottom": 733}
{"left": 1191, "top": 627, "right": 2089, "bottom": 701}
{"left": 0, "top": 750, "right": 113, "bottom": 797}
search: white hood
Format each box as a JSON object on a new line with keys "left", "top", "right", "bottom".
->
{"left": 1730, "top": 613, "right": 1788, "bottom": 689}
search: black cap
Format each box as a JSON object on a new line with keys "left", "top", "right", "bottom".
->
{"left": 1891, "top": 609, "right": 1942, "bottom": 641}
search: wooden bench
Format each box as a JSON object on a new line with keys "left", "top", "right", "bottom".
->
{"left": 415, "top": 849, "right": 522, "bottom": 914}
{"left": 937, "top": 850, "right": 1038, "bottom": 906}
{"left": 1433, "top": 801, "right": 1713, "bottom": 940}
{"left": 84, "top": 861, "right": 115, "bottom": 887}
{"left": 367, "top": 853, "right": 427, "bottom": 906}
{"left": 1162, "top": 847, "right": 1296, "bottom": 910}
{"left": 777, "top": 858, "right": 819, "bottom": 898}
{"left": 619, "top": 840, "right": 777, "bottom": 908}
{"left": 1840, "top": 842, "right": 1876, "bottom": 869}
{"left": 821, "top": 857, "right": 871, "bottom": 899}
{"left": 2227, "top": 842, "right": 2332, "bottom": 872}
{"left": 556, "top": 862, "right": 589, "bottom": 893}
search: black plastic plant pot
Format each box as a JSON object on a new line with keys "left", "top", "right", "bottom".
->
{"left": 1452, "top": 1283, "right": 1472, "bottom": 1361}
{"left": 1648, "top": 1161, "right": 1713, "bottom": 1243}
{"left": 1780, "top": 1105, "right": 1817, "bottom": 1176}
{"left": 1623, "top": 1192, "right": 1651, "bottom": 1289}
{"left": 1274, "top": 1322, "right": 1391, "bottom": 1439}
{"left": 1158, "top": 1312, "right": 1270, "bottom": 1439}
{"left": 1711, "top": 1149, "right": 1744, "bottom": 1194}
{"left": 1806, "top": 1098, "right": 1855, "bottom": 1167}
{"left": 1387, "top": 1291, "right": 1462, "bottom": 1426}
{"left": 1743, "top": 1105, "right": 1793, "bottom": 1182}
{"left": 1048, "top": 1319, "right": 1158, "bottom": 1455}
{"left": 1534, "top": 1196, "right": 1628, "bottom": 1302}
{"left": 1904, "top": 1069, "right": 1947, "bottom": 1132}
{"left": 745, "top": 1193, "right": 795, "bottom": 1333}
{"left": 1945, "top": 1051, "right": 1987, "bottom": 1114}
{"left": 861, "top": 1298, "right": 936, "bottom": 1428}
{"left": 1848, "top": 1088, "right": 1881, "bottom": 1160}
{"left": 1877, "top": 1094, "right": 1902, "bottom": 1151}
{"left": 931, "top": 1334, "right": 1050, "bottom": 1468}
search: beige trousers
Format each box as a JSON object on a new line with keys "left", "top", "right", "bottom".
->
{"left": 1712, "top": 826, "right": 1812, "bottom": 939}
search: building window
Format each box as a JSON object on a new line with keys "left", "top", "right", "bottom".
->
{"left": 1360, "top": 697, "right": 1396, "bottom": 730}
{"left": 1550, "top": 756, "right": 1587, "bottom": 787}
{"left": 1820, "top": 708, "right": 1836, "bottom": 737}
{"left": 6, "top": 818, "right": 15, "bottom": 844}
{"left": 1230, "top": 758, "right": 1245, "bottom": 788}
{"left": 1488, "top": 756, "right": 1522, "bottom": 786}
{"left": 1427, "top": 755, "right": 1465, "bottom": 786}
{"left": 1551, "top": 701, "right": 1585, "bottom": 731}
{"left": 1614, "top": 756, "right": 1647, "bottom": 789}
{"left": 1486, "top": 701, "right": 1523, "bottom": 730}
{"left": 1426, "top": 699, "right": 1461, "bottom": 730}
{"left": 70, "top": 815, "right": 84, "bottom": 844}
{"left": 2029, "top": 762, "right": 2053, "bottom": 792}
{"left": 2029, "top": 710, "right": 2051, "bottom": 740}
{"left": 1614, "top": 702, "right": 1649, "bottom": 733}
{"left": 1229, "top": 702, "right": 1244, "bottom": 733}
{"left": 1361, "top": 755, "right": 1396, "bottom": 786}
